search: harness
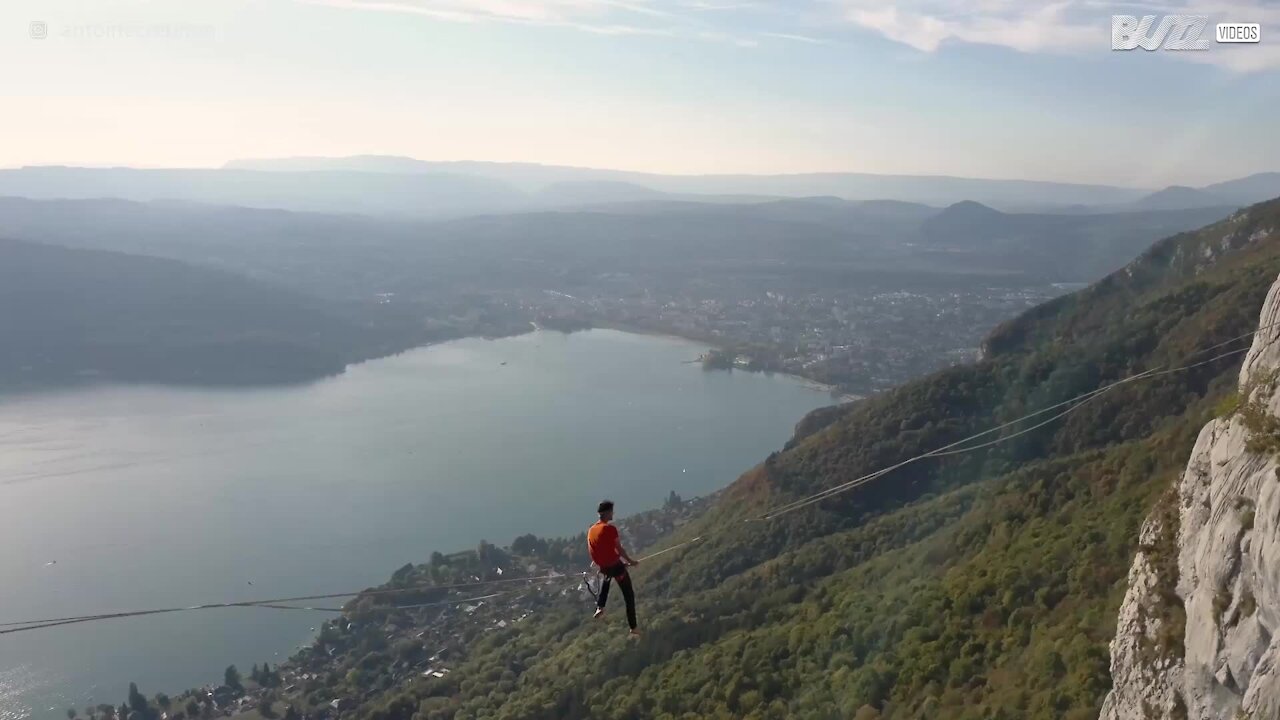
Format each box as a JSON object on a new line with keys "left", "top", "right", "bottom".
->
{"left": 581, "top": 568, "right": 602, "bottom": 601}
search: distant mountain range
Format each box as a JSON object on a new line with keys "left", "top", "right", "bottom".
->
{"left": 0, "top": 193, "right": 1238, "bottom": 295}
{"left": 917, "top": 200, "right": 1236, "bottom": 279}
{"left": 224, "top": 155, "right": 1152, "bottom": 209}
{"left": 0, "top": 166, "right": 525, "bottom": 219}
{"left": 1130, "top": 185, "right": 1229, "bottom": 210}
{"left": 226, "top": 155, "right": 1280, "bottom": 210}
{"left": 1202, "top": 172, "right": 1280, "bottom": 204}
{"left": 0, "top": 160, "right": 1274, "bottom": 218}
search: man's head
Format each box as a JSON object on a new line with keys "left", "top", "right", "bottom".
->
{"left": 597, "top": 499, "right": 614, "bottom": 522}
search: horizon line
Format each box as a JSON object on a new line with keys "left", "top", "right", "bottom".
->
{"left": 0, "top": 158, "right": 1184, "bottom": 191}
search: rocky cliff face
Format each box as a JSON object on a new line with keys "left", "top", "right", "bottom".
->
{"left": 1101, "top": 273, "right": 1280, "bottom": 719}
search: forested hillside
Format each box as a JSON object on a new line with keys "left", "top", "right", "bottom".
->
{"left": 304, "top": 199, "right": 1280, "bottom": 720}
{"left": 0, "top": 238, "right": 430, "bottom": 388}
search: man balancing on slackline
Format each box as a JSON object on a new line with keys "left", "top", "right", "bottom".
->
{"left": 587, "top": 499, "right": 640, "bottom": 637}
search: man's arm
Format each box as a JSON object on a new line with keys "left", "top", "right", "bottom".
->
{"left": 617, "top": 537, "right": 638, "bottom": 566}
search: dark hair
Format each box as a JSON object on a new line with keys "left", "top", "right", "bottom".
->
{"left": 597, "top": 500, "right": 614, "bottom": 514}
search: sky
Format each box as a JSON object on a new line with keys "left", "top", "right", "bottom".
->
{"left": 2, "top": 0, "right": 1279, "bottom": 187}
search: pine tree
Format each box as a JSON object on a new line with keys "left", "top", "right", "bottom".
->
{"left": 224, "top": 665, "right": 241, "bottom": 691}
{"left": 127, "top": 684, "right": 149, "bottom": 714}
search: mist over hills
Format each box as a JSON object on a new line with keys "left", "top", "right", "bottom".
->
{"left": 0, "top": 197, "right": 425, "bottom": 298}
{"left": 224, "top": 155, "right": 1154, "bottom": 209}
{"left": 4, "top": 160, "right": 1275, "bottom": 220}
{"left": 0, "top": 237, "right": 400, "bottom": 388}
{"left": 0, "top": 194, "right": 1236, "bottom": 292}
{"left": 1120, "top": 174, "right": 1280, "bottom": 211}
{"left": 566, "top": 197, "right": 939, "bottom": 234}
{"left": 1130, "top": 185, "right": 1228, "bottom": 211}
{"left": 224, "top": 156, "right": 1280, "bottom": 209}
{"left": 1202, "top": 172, "right": 1280, "bottom": 204}
{"left": 0, "top": 166, "right": 526, "bottom": 219}
{"left": 918, "top": 201, "right": 1236, "bottom": 278}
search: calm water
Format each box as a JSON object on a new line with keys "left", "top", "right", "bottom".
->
{"left": 0, "top": 329, "right": 834, "bottom": 719}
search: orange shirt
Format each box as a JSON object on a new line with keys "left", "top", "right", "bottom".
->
{"left": 587, "top": 521, "right": 621, "bottom": 568}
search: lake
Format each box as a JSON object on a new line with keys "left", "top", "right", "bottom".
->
{"left": 0, "top": 329, "right": 836, "bottom": 719}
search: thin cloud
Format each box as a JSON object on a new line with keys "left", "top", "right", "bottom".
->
{"left": 842, "top": 1, "right": 1106, "bottom": 53}
{"left": 300, "top": 0, "right": 1279, "bottom": 68}
{"left": 759, "top": 31, "right": 830, "bottom": 44}
{"left": 686, "top": 1, "right": 761, "bottom": 9}
{"left": 300, "top": 0, "right": 764, "bottom": 43}
{"left": 305, "top": 0, "right": 673, "bottom": 36}
{"left": 837, "top": 0, "right": 1280, "bottom": 71}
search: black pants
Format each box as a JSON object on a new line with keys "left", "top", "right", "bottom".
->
{"left": 598, "top": 563, "right": 637, "bottom": 630}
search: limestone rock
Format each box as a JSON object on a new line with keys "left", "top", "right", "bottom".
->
{"left": 1102, "top": 272, "right": 1280, "bottom": 719}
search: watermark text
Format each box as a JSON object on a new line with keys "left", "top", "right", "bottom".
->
{"left": 29, "top": 21, "right": 216, "bottom": 42}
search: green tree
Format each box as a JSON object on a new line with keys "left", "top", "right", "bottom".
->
{"left": 390, "top": 563, "right": 415, "bottom": 585}
{"left": 476, "top": 539, "right": 505, "bottom": 566}
{"left": 853, "top": 706, "right": 881, "bottom": 720}
{"left": 224, "top": 665, "right": 242, "bottom": 691}
{"left": 511, "top": 533, "right": 547, "bottom": 556}
{"left": 127, "top": 683, "right": 149, "bottom": 715}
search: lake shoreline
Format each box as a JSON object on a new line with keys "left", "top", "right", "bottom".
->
{"left": 2, "top": 321, "right": 863, "bottom": 409}
{"left": 547, "top": 321, "right": 863, "bottom": 404}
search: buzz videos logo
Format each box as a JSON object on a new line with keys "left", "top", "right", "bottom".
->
{"left": 29, "top": 20, "right": 48, "bottom": 39}
{"left": 1113, "top": 15, "right": 1210, "bottom": 49}
{"left": 1112, "top": 15, "right": 1261, "bottom": 50}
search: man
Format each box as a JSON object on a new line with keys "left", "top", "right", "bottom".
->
{"left": 587, "top": 499, "right": 640, "bottom": 636}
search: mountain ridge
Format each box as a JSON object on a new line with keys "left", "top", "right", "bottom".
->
{"left": 222, "top": 155, "right": 1152, "bottom": 208}
{"left": 0, "top": 194, "right": 1235, "bottom": 290}
{"left": 0, "top": 237, "right": 362, "bottom": 388}
{"left": 1132, "top": 185, "right": 1228, "bottom": 210}
{"left": 223, "top": 155, "right": 1280, "bottom": 210}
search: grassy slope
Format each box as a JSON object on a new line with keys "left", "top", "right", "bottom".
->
{"left": 358, "top": 202, "right": 1280, "bottom": 720}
